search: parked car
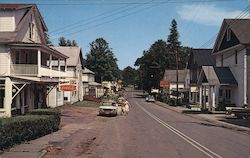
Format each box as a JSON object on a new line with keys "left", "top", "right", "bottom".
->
{"left": 146, "top": 95, "right": 155, "bottom": 102}
{"left": 99, "top": 100, "right": 118, "bottom": 116}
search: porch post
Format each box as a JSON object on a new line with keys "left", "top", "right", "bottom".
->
{"left": 212, "top": 86, "right": 216, "bottom": 110}
{"left": 208, "top": 86, "right": 212, "bottom": 111}
{"left": 37, "top": 49, "right": 41, "bottom": 77}
{"left": 49, "top": 54, "right": 52, "bottom": 78}
{"left": 65, "top": 59, "right": 67, "bottom": 72}
{"left": 58, "top": 58, "right": 61, "bottom": 71}
{"left": 203, "top": 85, "right": 206, "bottom": 110}
{"left": 4, "top": 78, "right": 12, "bottom": 117}
{"left": 199, "top": 86, "right": 202, "bottom": 108}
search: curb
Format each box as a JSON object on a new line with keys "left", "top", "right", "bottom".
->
{"left": 155, "top": 101, "right": 250, "bottom": 134}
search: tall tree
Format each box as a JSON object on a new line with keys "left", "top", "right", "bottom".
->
{"left": 58, "top": 37, "right": 67, "bottom": 46}
{"left": 86, "top": 38, "right": 120, "bottom": 82}
{"left": 72, "top": 40, "right": 78, "bottom": 46}
{"left": 66, "top": 39, "right": 72, "bottom": 46}
{"left": 135, "top": 19, "right": 191, "bottom": 91}
{"left": 122, "top": 66, "right": 137, "bottom": 86}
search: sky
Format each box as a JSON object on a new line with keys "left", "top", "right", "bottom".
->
{"left": 2, "top": 0, "right": 250, "bottom": 69}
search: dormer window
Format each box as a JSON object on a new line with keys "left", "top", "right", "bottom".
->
{"left": 227, "top": 28, "right": 231, "bottom": 41}
{"left": 29, "top": 22, "right": 35, "bottom": 40}
{"left": 29, "top": 14, "right": 35, "bottom": 41}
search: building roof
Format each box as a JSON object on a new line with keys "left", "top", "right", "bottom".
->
{"left": 0, "top": 4, "right": 48, "bottom": 44}
{"left": 224, "top": 19, "right": 250, "bottom": 44}
{"left": 52, "top": 47, "right": 84, "bottom": 67}
{"left": 213, "top": 19, "right": 250, "bottom": 53}
{"left": 163, "top": 69, "right": 188, "bottom": 83}
{"left": 83, "top": 68, "right": 95, "bottom": 74}
{"left": 214, "top": 67, "right": 237, "bottom": 85}
{"left": 198, "top": 66, "right": 237, "bottom": 86}
{"left": 187, "top": 49, "right": 215, "bottom": 68}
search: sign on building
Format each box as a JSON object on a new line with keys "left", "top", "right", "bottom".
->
{"left": 59, "top": 80, "right": 77, "bottom": 91}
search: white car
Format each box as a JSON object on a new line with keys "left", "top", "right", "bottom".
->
{"left": 99, "top": 101, "right": 118, "bottom": 116}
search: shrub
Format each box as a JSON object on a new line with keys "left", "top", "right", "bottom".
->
{"left": 0, "top": 109, "right": 61, "bottom": 150}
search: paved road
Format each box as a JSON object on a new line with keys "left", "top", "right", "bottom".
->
{"left": 89, "top": 90, "right": 250, "bottom": 158}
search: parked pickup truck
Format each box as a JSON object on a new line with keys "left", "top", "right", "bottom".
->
{"left": 226, "top": 106, "right": 250, "bottom": 119}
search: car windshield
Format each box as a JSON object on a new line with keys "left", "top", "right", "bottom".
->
{"left": 102, "top": 102, "right": 116, "bottom": 106}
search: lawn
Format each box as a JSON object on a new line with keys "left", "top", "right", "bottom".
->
{"left": 73, "top": 100, "right": 100, "bottom": 108}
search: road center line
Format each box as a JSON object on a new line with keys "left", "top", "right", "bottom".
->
{"left": 134, "top": 101, "right": 222, "bottom": 158}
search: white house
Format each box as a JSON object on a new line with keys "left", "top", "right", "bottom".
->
{"left": 197, "top": 19, "right": 250, "bottom": 110}
{"left": 82, "top": 68, "right": 103, "bottom": 98}
{"left": 0, "top": 4, "right": 68, "bottom": 117}
{"left": 52, "top": 47, "right": 84, "bottom": 104}
{"left": 186, "top": 49, "right": 215, "bottom": 105}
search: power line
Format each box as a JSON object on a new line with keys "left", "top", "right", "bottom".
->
{"left": 199, "top": 5, "right": 250, "bottom": 48}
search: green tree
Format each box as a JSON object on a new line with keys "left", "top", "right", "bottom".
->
{"left": 66, "top": 39, "right": 72, "bottom": 46}
{"left": 58, "top": 37, "right": 67, "bottom": 46}
{"left": 44, "top": 32, "right": 53, "bottom": 46}
{"left": 135, "top": 19, "right": 191, "bottom": 91}
{"left": 167, "top": 19, "right": 189, "bottom": 69}
{"left": 72, "top": 40, "right": 78, "bottom": 46}
{"left": 86, "top": 38, "right": 120, "bottom": 82}
{"left": 122, "top": 66, "right": 137, "bottom": 86}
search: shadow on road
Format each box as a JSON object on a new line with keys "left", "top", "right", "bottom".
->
{"left": 219, "top": 118, "right": 250, "bottom": 128}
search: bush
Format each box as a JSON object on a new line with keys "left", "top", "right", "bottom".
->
{"left": 0, "top": 109, "right": 61, "bottom": 150}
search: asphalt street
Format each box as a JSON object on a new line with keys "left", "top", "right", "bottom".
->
{"left": 89, "top": 90, "right": 250, "bottom": 158}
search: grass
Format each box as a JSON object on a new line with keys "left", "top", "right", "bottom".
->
{"left": 73, "top": 100, "right": 100, "bottom": 108}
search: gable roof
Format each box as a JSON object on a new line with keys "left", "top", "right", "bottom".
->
{"left": 187, "top": 49, "right": 215, "bottom": 68}
{"left": 0, "top": 4, "right": 47, "bottom": 44}
{"left": 213, "top": 19, "right": 250, "bottom": 53}
{"left": 51, "top": 46, "right": 84, "bottom": 67}
{"left": 197, "top": 66, "right": 237, "bottom": 86}
{"left": 163, "top": 69, "right": 188, "bottom": 83}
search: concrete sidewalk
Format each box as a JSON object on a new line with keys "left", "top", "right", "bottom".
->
{"left": 155, "top": 101, "right": 250, "bottom": 134}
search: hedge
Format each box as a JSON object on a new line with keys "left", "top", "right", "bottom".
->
{"left": 0, "top": 109, "right": 61, "bottom": 151}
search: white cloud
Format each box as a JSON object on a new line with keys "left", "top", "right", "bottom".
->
{"left": 177, "top": 4, "right": 249, "bottom": 26}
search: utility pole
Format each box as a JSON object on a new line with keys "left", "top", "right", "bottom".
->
{"left": 175, "top": 49, "right": 179, "bottom": 106}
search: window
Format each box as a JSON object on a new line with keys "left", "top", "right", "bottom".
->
{"left": 235, "top": 51, "right": 238, "bottom": 64}
{"left": 221, "top": 55, "right": 223, "bottom": 66}
{"left": 29, "top": 22, "right": 35, "bottom": 40}
{"left": 227, "top": 28, "right": 231, "bottom": 41}
{"left": 0, "top": 80, "right": 5, "bottom": 108}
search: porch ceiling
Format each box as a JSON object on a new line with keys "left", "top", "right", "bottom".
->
{"left": 8, "top": 42, "right": 69, "bottom": 59}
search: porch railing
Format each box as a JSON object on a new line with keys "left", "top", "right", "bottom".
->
{"left": 11, "top": 64, "right": 38, "bottom": 76}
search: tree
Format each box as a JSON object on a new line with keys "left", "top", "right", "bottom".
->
{"left": 72, "top": 40, "right": 78, "bottom": 46}
{"left": 135, "top": 40, "right": 169, "bottom": 91}
{"left": 44, "top": 32, "right": 53, "bottom": 46}
{"left": 122, "top": 66, "right": 137, "bottom": 86}
{"left": 66, "top": 39, "right": 72, "bottom": 46}
{"left": 134, "top": 19, "right": 191, "bottom": 91}
{"left": 58, "top": 37, "right": 67, "bottom": 46}
{"left": 167, "top": 19, "right": 189, "bottom": 69}
{"left": 85, "top": 38, "right": 120, "bottom": 82}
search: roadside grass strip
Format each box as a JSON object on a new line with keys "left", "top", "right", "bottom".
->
{"left": 135, "top": 102, "right": 222, "bottom": 158}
